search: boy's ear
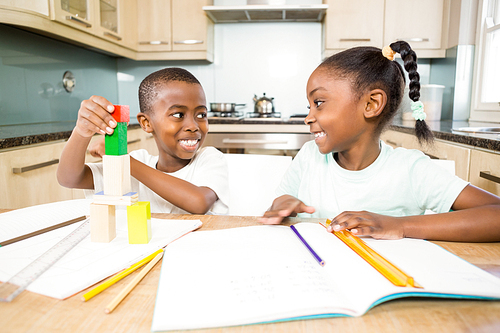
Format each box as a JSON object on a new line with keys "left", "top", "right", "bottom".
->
{"left": 364, "top": 89, "right": 387, "bottom": 119}
{"left": 137, "top": 112, "right": 153, "bottom": 133}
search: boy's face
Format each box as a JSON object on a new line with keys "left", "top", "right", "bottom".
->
{"left": 146, "top": 81, "right": 208, "bottom": 163}
{"left": 304, "top": 68, "right": 367, "bottom": 155}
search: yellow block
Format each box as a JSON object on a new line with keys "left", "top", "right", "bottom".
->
{"left": 127, "top": 201, "right": 152, "bottom": 244}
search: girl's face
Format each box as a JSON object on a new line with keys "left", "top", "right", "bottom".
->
{"left": 305, "top": 68, "right": 368, "bottom": 155}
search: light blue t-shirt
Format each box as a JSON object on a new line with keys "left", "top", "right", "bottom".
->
{"left": 276, "top": 140, "right": 469, "bottom": 219}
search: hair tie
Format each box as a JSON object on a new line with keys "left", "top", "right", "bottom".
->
{"left": 382, "top": 45, "right": 396, "bottom": 61}
{"left": 411, "top": 101, "right": 426, "bottom": 121}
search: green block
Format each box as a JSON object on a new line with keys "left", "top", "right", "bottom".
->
{"left": 105, "top": 122, "right": 127, "bottom": 155}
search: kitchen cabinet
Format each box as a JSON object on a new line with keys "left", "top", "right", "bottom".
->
{"left": 136, "top": 0, "right": 214, "bottom": 61}
{"left": 323, "top": 0, "right": 384, "bottom": 53}
{"left": 0, "top": 141, "right": 74, "bottom": 209}
{"left": 469, "top": 149, "right": 500, "bottom": 196}
{"left": 384, "top": 0, "right": 448, "bottom": 57}
{"left": 381, "top": 130, "right": 471, "bottom": 181}
{"left": 51, "top": 0, "right": 137, "bottom": 49}
{"left": 323, "top": 0, "right": 450, "bottom": 58}
{"left": 0, "top": 0, "right": 49, "bottom": 16}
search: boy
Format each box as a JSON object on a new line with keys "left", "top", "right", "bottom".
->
{"left": 57, "top": 67, "right": 229, "bottom": 214}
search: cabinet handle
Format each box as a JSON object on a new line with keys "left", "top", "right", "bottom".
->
{"left": 424, "top": 153, "right": 439, "bottom": 160}
{"left": 385, "top": 140, "right": 401, "bottom": 147}
{"left": 103, "top": 32, "right": 122, "bottom": 41}
{"left": 139, "top": 41, "right": 169, "bottom": 45}
{"left": 12, "top": 159, "right": 59, "bottom": 174}
{"left": 66, "top": 16, "right": 92, "bottom": 28}
{"left": 480, "top": 171, "right": 500, "bottom": 184}
{"left": 339, "top": 38, "right": 371, "bottom": 42}
{"left": 174, "top": 40, "right": 204, "bottom": 45}
{"left": 127, "top": 139, "right": 141, "bottom": 145}
{"left": 397, "top": 38, "right": 429, "bottom": 43}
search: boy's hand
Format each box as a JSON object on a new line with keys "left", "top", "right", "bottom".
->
{"left": 88, "top": 135, "right": 106, "bottom": 158}
{"left": 75, "top": 96, "right": 117, "bottom": 138}
{"left": 259, "top": 195, "right": 315, "bottom": 225}
{"left": 327, "top": 211, "right": 404, "bottom": 240}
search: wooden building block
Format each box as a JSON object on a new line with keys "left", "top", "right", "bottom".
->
{"left": 103, "top": 154, "right": 131, "bottom": 196}
{"left": 127, "top": 202, "right": 152, "bottom": 244}
{"left": 111, "top": 105, "right": 130, "bottom": 123}
{"left": 94, "top": 191, "right": 138, "bottom": 206}
{"left": 105, "top": 122, "right": 127, "bottom": 156}
{"left": 90, "top": 203, "right": 116, "bottom": 243}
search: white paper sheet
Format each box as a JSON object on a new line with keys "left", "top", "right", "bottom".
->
{"left": 0, "top": 200, "right": 202, "bottom": 299}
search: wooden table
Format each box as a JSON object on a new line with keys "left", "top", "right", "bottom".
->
{"left": 1, "top": 213, "right": 500, "bottom": 333}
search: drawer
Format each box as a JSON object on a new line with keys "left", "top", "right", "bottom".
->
{"left": 469, "top": 149, "right": 500, "bottom": 196}
{"left": 204, "top": 133, "right": 314, "bottom": 150}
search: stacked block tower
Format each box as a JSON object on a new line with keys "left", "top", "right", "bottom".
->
{"left": 90, "top": 105, "right": 152, "bottom": 244}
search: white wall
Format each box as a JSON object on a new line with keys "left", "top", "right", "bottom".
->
{"left": 117, "top": 22, "right": 322, "bottom": 122}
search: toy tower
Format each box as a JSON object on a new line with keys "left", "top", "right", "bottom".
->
{"left": 90, "top": 105, "right": 152, "bottom": 244}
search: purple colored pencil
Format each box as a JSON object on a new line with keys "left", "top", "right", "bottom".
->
{"left": 290, "top": 225, "right": 325, "bottom": 266}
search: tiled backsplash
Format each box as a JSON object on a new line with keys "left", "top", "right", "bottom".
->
{"left": 0, "top": 25, "right": 118, "bottom": 127}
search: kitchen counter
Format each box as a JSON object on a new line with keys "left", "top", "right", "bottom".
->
{"left": 1, "top": 119, "right": 499, "bottom": 152}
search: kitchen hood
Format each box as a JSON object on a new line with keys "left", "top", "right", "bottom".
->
{"left": 202, "top": 4, "right": 328, "bottom": 23}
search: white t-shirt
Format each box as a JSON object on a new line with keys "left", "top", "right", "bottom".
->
{"left": 276, "top": 140, "right": 469, "bottom": 219}
{"left": 85, "top": 147, "right": 229, "bottom": 214}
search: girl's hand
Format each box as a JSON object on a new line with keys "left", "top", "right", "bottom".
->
{"left": 75, "top": 96, "right": 116, "bottom": 138}
{"left": 327, "top": 211, "right": 404, "bottom": 240}
{"left": 259, "top": 195, "right": 315, "bottom": 225}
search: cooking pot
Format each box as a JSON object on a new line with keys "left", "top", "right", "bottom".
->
{"left": 253, "top": 93, "right": 275, "bottom": 114}
{"left": 210, "top": 103, "right": 245, "bottom": 112}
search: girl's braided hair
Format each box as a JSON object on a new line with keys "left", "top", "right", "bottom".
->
{"left": 318, "top": 41, "right": 433, "bottom": 144}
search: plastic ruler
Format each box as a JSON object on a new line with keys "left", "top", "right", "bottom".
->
{"left": 0, "top": 218, "right": 90, "bottom": 302}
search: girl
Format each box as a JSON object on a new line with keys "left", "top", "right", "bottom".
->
{"left": 261, "top": 41, "right": 500, "bottom": 242}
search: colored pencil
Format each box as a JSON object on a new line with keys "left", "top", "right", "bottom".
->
{"left": 324, "top": 219, "right": 422, "bottom": 288}
{"left": 104, "top": 251, "right": 164, "bottom": 314}
{"left": 0, "top": 215, "right": 86, "bottom": 247}
{"left": 290, "top": 224, "right": 325, "bottom": 266}
{"left": 82, "top": 248, "right": 164, "bottom": 301}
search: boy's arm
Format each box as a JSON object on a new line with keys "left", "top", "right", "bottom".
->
{"left": 130, "top": 157, "right": 218, "bottom": 214}
{"left": 57, "top": 96, "right": 116, "bottom": 189}
{"left": 329, "top": 185, "right": 500, "bottom": 242}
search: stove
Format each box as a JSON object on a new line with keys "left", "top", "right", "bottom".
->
{"left": 207, "top": 111, "right": 244, "bottom": 119}
{"left": 245, "top": 112, "right": 281, "bottom": 118}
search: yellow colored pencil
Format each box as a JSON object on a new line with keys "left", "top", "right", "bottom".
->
{"left": 104, "top": 251, "right": 163, "bottom": 314}
{"left": 324, "top": 219, "right": 422, "bottom": 288}
{"left": 81, "top": 248, "right": 164, "bottom": 302}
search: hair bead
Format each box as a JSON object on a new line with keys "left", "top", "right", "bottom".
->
{"left": 382, "top": 45, "right": 396, "bottom": 61}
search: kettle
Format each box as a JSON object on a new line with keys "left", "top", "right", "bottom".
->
{"left": 253, "top": 93, "right": 275, "bottom": 114}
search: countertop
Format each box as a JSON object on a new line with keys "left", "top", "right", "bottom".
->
{"left": 1, "top": 119, "right": 499, "bottom": 152}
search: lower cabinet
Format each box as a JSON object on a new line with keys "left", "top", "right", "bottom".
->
{"left": 469, "top": 149, "right": 500, "bottom": 196}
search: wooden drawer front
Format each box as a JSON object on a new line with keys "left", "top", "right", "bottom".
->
{"left": 0, "top": 141, "right": 74, "bottom": 209}
{"left": 469, "top": 150, "right": 500, "bottom": 196}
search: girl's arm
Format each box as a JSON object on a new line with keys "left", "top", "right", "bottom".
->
{"left": 328, "top": 184, "right": 500, "bottom": 242}
{"left": 130, "top": 157, "right": 218, "bottom": 214}
{"left": 259, "top": 195, "right": 316, "bottom": 225}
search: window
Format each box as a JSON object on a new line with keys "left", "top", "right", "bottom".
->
{"left": 470, "top": 0, "right": 500, "bottom": 122}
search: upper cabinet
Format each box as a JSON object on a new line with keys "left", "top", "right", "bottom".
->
{"left": 136, "top": 0, "right": 214, "bottom": 61}
{"left": 0, "top": 0, "right": 213, "bottom": 61}
{"left": 323, "top": 0, "right": 384, "bottom": 51}
{"left": 323, "top": 0, "right": 450, "bottom": 58}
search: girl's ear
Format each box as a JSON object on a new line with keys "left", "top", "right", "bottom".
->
{"left": 364, "top": 89, "right": 387, "bottom": 119}
{"left": 137, "top": 112, "right": 153, "bottom": 133}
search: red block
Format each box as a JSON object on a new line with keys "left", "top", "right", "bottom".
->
{"left": 111, "top": 105, "right": 130, "bottom": 122}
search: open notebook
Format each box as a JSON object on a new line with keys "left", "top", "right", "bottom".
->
{"left": 152, "top": 222, "right": 500, "bottom": 331}
{"left": 0, "top": 199, "right": 201, "bottom": 299}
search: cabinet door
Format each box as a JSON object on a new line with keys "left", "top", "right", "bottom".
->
{"left": 93, "top": 0, "right": 137, "bottom": 48}
{"left": 137, "top": 0, "right": 172, "bottom": 52}
{"left": 0, "top": 142, "right": 74, "bottom": 209}
{"left": 469, "top": 150, "right": 500, "bottom": 196}
{"left": 324, "top": 0, "right": 384, "bottom": 50}
{"left": 52, "top": 0, "right": 96, "bottom": 33}
{"left": 0, "top": 0, "right": 49, "bottom": 16}
{"left": 171, "top": 0, "right": 213, "bottom": 52}
{"left": 384, "top": 0, "right": 444, "bottom": 50}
